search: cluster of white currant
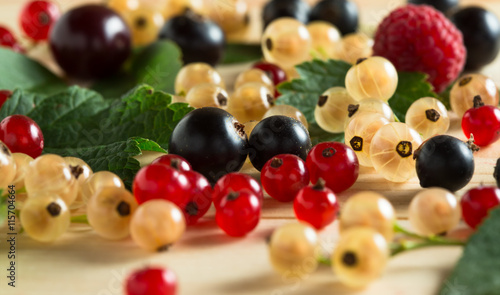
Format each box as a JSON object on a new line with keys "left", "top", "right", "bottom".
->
{"left": 108, "top": 0, "right": 250, "bottom": 47}
{"left": 0, "top": 144, "right": 185, "bottom": 251}
{"left": 268, "top": 188, "right": 461, "bottom": 289}
{"left": 174, "top": 62, "right": 308, "bottom": 129}
{"left": 314, "top": 56, "right": 451, "bottom": 182}
{"left": 262, "top": 17, "right": 373, "bottom": 75}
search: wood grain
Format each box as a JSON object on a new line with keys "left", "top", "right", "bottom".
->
{"left": 0, "top": 0, "right": 499, "bottom": 294}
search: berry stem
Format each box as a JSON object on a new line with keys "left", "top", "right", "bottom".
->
{"left": 391, "top": 223, "right": 465, "bottom": 256}
{"left": 315, "top": 223, "right": 466, "bottom": 265}
{"left": 71, "top": 214, "right": 89, "bottom": 224}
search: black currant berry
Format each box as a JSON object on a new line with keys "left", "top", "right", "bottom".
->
{"left": 415, "top": 135, "right": 476, "bottom": 192}
{"left": 168, "top": 107, "right": 248, "bottom": 184}
{"left": 248, "top": 115, "right": 311, "bottom": 171}
{"left": 494, "top": 158, "right": 500, "bottom": 187}
{"left": 407, "top": 0, "right": 458, "bottom": 14}
{"left": 262, "top": 0, "right": 310, "bottom": 29}
{"left": 49, "top": 5, "right": 131, "bottom": 80}
{"left": 158, "top": 9, "right": 225, "bottom": 66}
{"left": 309, "top": 0, "right": 358, "bottom": 35}
{"left": 450, "top": 6, "right": 500, "bottom": 71}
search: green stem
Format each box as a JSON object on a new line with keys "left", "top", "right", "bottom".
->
{"left": 317, "top": 255, "right": 332, "bottom": 266}
{"left": 391, "top": 223, "right": 465, "bottom": 256}
{"left": 317, "top": 223, "right": 466, "bottom": 265}
{"left": 71, "top": 215, "right": 89, "bottom": 224}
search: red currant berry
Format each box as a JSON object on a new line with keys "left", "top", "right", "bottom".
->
{"left": 20, "top": 0, "right": 61, "bottom": 41}
{"left": 462, "top": 95, "right": 500, "bottom": 146}
{"left": 125, "top": 266, "right": 177, "bottom": 295}
{"left": 461, "top": 186, "right": 500, "bottom": 229}
{"left": 216, "top": 191, "right": 261, "bottom": 237}
{"left": 306, "top": 142, "right": 359, "bottom": 193}
{"left": 152, "top": 154, "right": 192, "bottom": 172}
{"left": 252, "top": 61, "right": 287, "bottom": 97}
{"left": 0, "top": 115, "right": 44, "bottom": 158}
{"left": 293, "top": 179, "right": 339, "bottom": 230}
{"left": 181, "top": 170, "right": 212, "bottom": 225}
{"left": 213, "top": 172, "right": 263, "bottom": 208}
{"left": 261, "top": 154, "right": 309, "bottom": 202}
{"left": 0, "top": 90, "right": 12, "bottom": 110}
{"left": 0, "top": 26, "right": 24, "bottom": 52}
{"left": 132, "top": 164, "right": 190, "bottom": 207}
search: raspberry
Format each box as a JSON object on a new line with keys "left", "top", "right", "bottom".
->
{"left": 373, "top": 5, "right": 466, "bottom": 93}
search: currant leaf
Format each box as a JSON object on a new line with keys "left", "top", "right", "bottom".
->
{"left": 277, "top": 59, "right": 351, "bottom": 124}
{"left": 389, "top": 72, "right": 438, "bottom": 122}
{"left": 44, "top": 137, "right": 166, "bottom": 188}
{"left": 0, "top": 87, "right": 110, "bottom": 148}
{"left": 0, "top": 47, "right": 66, "bottom": 95}
{"left": 102, "top": 85, "right": 194, "bottom": 149}
{"left": 440, "top": 207, "right": 500, "bottom": 295}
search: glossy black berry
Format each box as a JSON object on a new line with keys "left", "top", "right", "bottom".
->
{"left": 168, "top": 107, "right": 248, "bottom": 184}
{"left": 450, "top": 6, "right": 500, "bottom": 71}
{"left": 158, "top": 9, "right": 225, "bottom": 66}
{"left": 407, "top": 0, "right": 458, "bottom": 14}
{"left": 49, "top": 5, "right": 131, "bottom": 80}
{"left": 263, "top": 0, "right": 310, "bottom": 29}
{"left": 248, "top": 115, "right": 311, "bottom": 171}
{"left": 415, "top": 135, "right": 476, "bottom": 192}
{"left": 309, "top": 0, "right": 358, "bottom": 35}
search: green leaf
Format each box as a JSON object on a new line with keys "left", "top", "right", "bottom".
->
{"left": 0, "top": 87, "right": 110, "bottom": 148}
{"left": 131, "top": 41, "right": 183, "bottom": 95}
{"left": 222, "top": 43, "right": 263, "bottom": 64}
{"left": 438, "top": 82, "right": 454, "bottom": 110}
{"left": 277, "top": 59, "right": 352, "bottom": 124}
{"left": 440, "top": 207, "right": 500, "bottom": 295}
{"left": 90, "top": 41, "right": 183, "bottom": 99}
{"left": 101, "top": 85, "right": 194, "bottom": 149}
{"left": 308, "top": 123, "right": 344, "bottom": 145}
{"left": 90, "top": 71, "right": 138, "bottom": 100}
{"left": 276, "top": 59, "right": 352, "bottom": 144}
{"left": 0, "top": 47, "right": 66, "bottom": 95}
{"left": 44, "top": 137, "right": 166, "bottom": 188}
{"left": 388, "top": 72, "right": 437, "bottom": 122}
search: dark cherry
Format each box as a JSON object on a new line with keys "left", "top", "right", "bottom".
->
{"left": 49, "top": 4, "right": 131, "bottom": 80}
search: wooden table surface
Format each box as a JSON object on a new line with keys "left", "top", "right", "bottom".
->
{"left": 0, "top": 0, "right": 500, "bottom": 294}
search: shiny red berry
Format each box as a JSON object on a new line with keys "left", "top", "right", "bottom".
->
{"left": 261, "top": 154, "right": 309, "bottom": 202}
{"left": 252, "top": 61, "right": 287, "bottom": 97}
{"left": 20, "top": 0, "right": 61, "bottom": 41}
{"left": 132, "top": 164, "right": 191, "bottom": 206}
{"left": 306, "top": 142, "right": 359, "bottom": 193}
{"left": 0, "top": 115, "right": 44, "bottom": 158}
{"left": 293, "top": 179, "right": 339, "bottom": 230}
{"left": 125, "top": 267, "right": 177, "bottom": 295}
{"left": 0, "top": 90, "right": 12, "bottom": 110}
{"left": 152, "top": 154, "right": 192, "bottom": 172}
{"left": 462, "top": 95, "right": 500, "bottom": 146}
{"left": 181, "top": 170, "right": 212, "bottom": 225}
{"left": 0, "top": 26, "right": 24, "bottom": 52}
{"left": 212, "top": 172, "right": 263, "bottom": 208}
{"left": 461, "top": 186, "right": 500, "bottom": 229}
{"left": 216, "top": 191, "right": 261, "bottom": 237}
